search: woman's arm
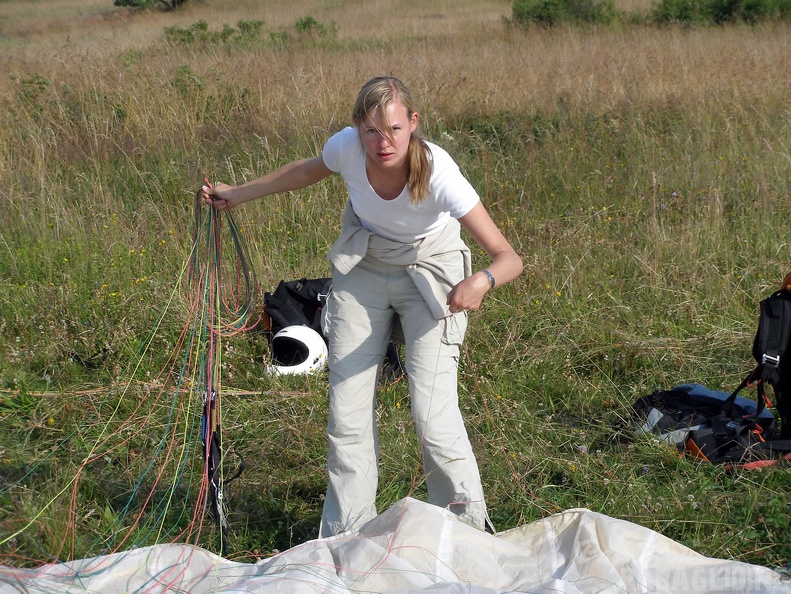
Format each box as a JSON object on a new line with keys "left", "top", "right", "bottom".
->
{"left": 202, "top": 156, "right": 333, "bottom": 210}
{"left": 447, "top": 202, "right": 523, "bottom": 313}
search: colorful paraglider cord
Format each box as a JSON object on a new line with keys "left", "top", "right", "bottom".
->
{"left": 187, "top": 179, "right": 254, "bottom": 555}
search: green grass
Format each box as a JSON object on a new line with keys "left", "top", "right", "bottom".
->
{"left": 1, "top": 0, "right": 790, "bottom": 573}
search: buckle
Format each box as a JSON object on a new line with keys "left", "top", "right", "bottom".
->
{"left": 762, "top": 353, "right": 780, "bottom": 367}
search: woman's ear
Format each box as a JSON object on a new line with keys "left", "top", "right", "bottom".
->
{"left": 410, "top": 111, "right": 419, "bottom": 133}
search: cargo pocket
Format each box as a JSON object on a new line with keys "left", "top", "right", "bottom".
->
{"left": 442, "top": 310, "right": 468, "bottom": 346}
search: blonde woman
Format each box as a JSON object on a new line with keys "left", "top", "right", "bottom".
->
{"left": 202, "top": 76, "right": 523, "bottom": 537}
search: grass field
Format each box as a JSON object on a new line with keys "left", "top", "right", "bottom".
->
{"left": 1, "top": 0, "right": 790, "bottom": 573}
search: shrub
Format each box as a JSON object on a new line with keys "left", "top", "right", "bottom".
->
{"left": 708, "top": 0, "right": 791, "bottom": 22}
{"left": 650, "top": 0, "right": 791, "bottom": 23}
{"left": 649, "top": 0, "right": 709, "bottom": 22}
{"left": 237, "top": 19, "right": 265, "bottom": 38}
{"left": 294, "top": 15, "right": 330, "bottom": 36}
{"left": 511, "top": 0, "right": 619, "bottom": 26}
{"left": 163, "top": 20, "right": 265, "bottom": 45}
{"left": 114, "top": 0, "right": 153, "bottom": 7}
{"left": 114, "top": 0, "right": 186, "bottom": 9}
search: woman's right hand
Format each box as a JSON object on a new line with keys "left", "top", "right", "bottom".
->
{"left": 201, "top": 182, "right": 236, "bottom": 210}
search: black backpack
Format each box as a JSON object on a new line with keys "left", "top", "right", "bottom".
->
{"left": 263, "top": 277, "right": 332, "bottom": 338}
{"left": 634, "top": 274, "right": 791, "bottom": 467}
{"left": 740, "top": 276, "right": 791, "bottom": 439}
{"left": 262, "top": 277, "right": 404, "bottom": 383}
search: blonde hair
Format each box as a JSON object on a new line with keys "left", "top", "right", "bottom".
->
{"left": 352, "top": 76, "right": 432, "bottom": 204}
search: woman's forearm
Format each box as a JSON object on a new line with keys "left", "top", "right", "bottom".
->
{"left": 228, "top": 157, "right": 333, "bottom": 205}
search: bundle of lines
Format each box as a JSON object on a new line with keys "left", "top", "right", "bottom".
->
{"left": 0, "top": 186, "right": 258, "bottom": 570}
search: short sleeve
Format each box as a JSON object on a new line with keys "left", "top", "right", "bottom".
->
{"left": 428, "top": 143, "right": 480, "bottom": 219}
{"left": 321, "top": 127, "right": 353, "bottom": 173}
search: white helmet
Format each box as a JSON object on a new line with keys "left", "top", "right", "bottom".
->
{"left": 268, "top": 325, "right": 328, "bottom": 376}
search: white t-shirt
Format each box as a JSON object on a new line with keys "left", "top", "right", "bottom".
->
{"left": 322, "top": 126, "right": 480, "bottom": 243}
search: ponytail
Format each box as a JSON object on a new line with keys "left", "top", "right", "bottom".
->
{"left": 407, "top": 135, "right": 431, "bottom": 204}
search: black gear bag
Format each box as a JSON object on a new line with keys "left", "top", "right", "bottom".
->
{"left": 262, "top": 277, "right": 404, "bottom": 383}
{"left": 263, "top": 277, "right": 332, "bottom": 338}
{"left": 634, "top": 273, "right": 791, "bottom": 468}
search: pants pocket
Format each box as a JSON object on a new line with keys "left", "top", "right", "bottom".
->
{"left": 442, "top": 311, "right": 467, "bottom": 346}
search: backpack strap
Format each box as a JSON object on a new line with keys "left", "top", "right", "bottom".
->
{"left": 752, "top": 289, "right": 791, "bottom": 387}
{"left": 722, "top": 374, "right": 759, "bottom": 418}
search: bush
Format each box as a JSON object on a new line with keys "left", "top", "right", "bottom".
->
{"left": 294, "top": 15, "right": 332, "bottom": 37}
{"left": 511, "top": 0, "right": 619, "bottom": 26}
{"left": 114, "top": 0, "right": 186, "bottom": 9}
{"left": 649, "top": 0, "right": 709, "bottom": 22}
{"left": 650, "top": 0, "right": 791, "bottom": 23}
{"left": 114, "top": 0, "right": 153, "bottom": 7}
{"left": 237, "top": 20, "right": 265, "bottom": 38}
{"left": 708, "top": 0, "right": 791, "bottom": 22}
{"left": 163, "top": 20, "right": 265, "bottom": 45}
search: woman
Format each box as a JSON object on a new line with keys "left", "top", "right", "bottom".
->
{"left": 202, "top": 76, "right": 523, "bottom": 537}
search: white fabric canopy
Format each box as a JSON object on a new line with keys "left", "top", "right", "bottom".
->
{"left": 1, "top": 497, "right": 788, "bottom": 593}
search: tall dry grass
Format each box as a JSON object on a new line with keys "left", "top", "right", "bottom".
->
{"left": 3, "top": 2, "right": 788, "bottom": 127}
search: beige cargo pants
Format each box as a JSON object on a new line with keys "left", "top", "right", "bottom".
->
{"left": 319, "top": 251, "right": 490, "bottom": 537}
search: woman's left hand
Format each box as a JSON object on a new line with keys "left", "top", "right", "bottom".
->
{"left": 450, "top": 202, "right": 523, "bottom": 314}
{"left": 447, "top": 272, "right": 491, "bottom": 313}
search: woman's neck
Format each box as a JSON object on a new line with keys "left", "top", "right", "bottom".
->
{"left": 366, "top": 158, "right": 409, "bottom": 200}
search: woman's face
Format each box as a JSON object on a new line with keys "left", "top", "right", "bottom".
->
{"left": 357, "top": 100, "right": 418, "bottom": 173}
